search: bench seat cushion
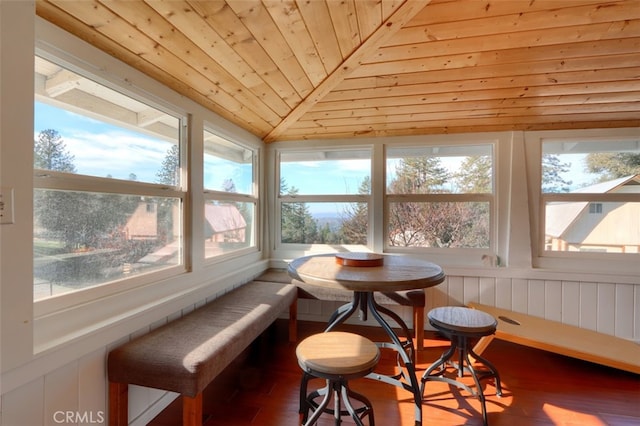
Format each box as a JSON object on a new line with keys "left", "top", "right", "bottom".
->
{"left": 108, "top": 281, "right": 297, "bottom": 397}
{"left": 256, "top": 269, "right": 425, "bottom": 307}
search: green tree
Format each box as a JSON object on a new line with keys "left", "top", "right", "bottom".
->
{"left": 389, "top": 156, "right": 448, "bottom": 194}
{"left": 156, "top": 144, "right": 180, "bottom": 186}
{"left": 542, "top": 154, "right": 572, "bottom": 192}
{"left": 585, "top": 152, "right": 640, "bottom": 181}
{"left": 387, "top": 155, "right": 489, "bottom": 248}
{"left": 33, "top": 130, "right": 136, "bottom": 252}
{"left": 454, "top": 155, "right": 492, "bottom": 193}
{"left": 280, "top": 178, "right": 318, "bottom": 244}
{"left": 339, "top": 176, "right": 369, "bottom": 245}
{"left": 34, "top": 129, "right": 76, "bottom": 172}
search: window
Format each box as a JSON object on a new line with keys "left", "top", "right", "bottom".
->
{"left": 540, "top": 138, "right": 640, "bottom": 257}
{"left": 385, "top": 144, "right": 494, "bottom": 252}
{"left": 34, "top": 55, "right": 185, "bottom": 301}
{"left": 277, "top": 148, "right": 371, "bottom": 246}
{"left": 588, "top": 203, "right": 603, "bottom": 214}
{"left": 203, "top": 129, "right": 257, "bottom": 258}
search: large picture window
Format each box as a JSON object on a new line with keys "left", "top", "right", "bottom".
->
{"left": 277, "top": 149, "right": 371, "bottom": 246}
{"left": 385, "top": 144, "right": 494, "bottom": 251}
{"left": 541, "top": 139, "right": 640, "bottom": 255}
{"left": 203, "top": 129, "right": 257, "bottom": 258}
{"left": 34, "top": 55, "right": 185, "bottom": 301}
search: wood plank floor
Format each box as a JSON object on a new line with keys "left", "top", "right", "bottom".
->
{"left": 149, "top": 320, "right": 640, "bottom": 426}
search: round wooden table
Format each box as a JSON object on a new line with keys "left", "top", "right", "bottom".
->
{"left": 288, "top": 253, "right": 445, "bottom": 426}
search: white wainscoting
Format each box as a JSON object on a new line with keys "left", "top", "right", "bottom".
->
{"left": 1, "top": 274, "right": 637, "bottom": 426}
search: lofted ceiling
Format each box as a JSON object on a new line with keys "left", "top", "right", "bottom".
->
{"left": 36, "top": 0, "right": 640, "bottom": 143}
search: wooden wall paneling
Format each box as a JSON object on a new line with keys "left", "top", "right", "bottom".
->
{"left": 462, "top": 276, "right": 480, "bottom": 305}
{"left": 77, "top": 348, "right": 108, "bottom": 422}
{"left": 145, "top": 0, "right": 292, "bottom": 118}
{"left": 614, "top": 283, "right": 635, "bottom": 339}
{"left": 0, "top": 377, "right": 45, "bottom": 425}
{"left": 597, "top": 282, "right": 617, "bottom": 335}
{"left": 447, "top": 276, "right": 464, "bottom": 305}
{"left": 479, "top": 277, "right": 496, "bottom": 306}
{"left": 46, "top": 0, "right": 273, "bottom": 136}
{"left": 295, "top": 0, "right": 343, "bottom": 75}
{"left": 377, "top": 20, "right": 640, "bottom": 61}
{"left": 225, "top": 1, "right": 315, "bottom": 92}
{"left": 263, "top": 1, "right": 328, "bottom": 87}
{"left": 561, "top": 281, "right": 581, "bottom": 327}
{"left": 44, "top": 361, "right": 78, "bottom": 426}
{"left": 426, "top": 277, "right": 449, "bottom": 310}
{"left": 403, "top": 1, "right": 639, "bottom": 40}
{"left": 99, "top": 0, "right": 283, "bottom": 126}
{"left": 635, "top": 286, "right": 640, "bottom": 341}
{"left": 325, "top": 0, "right": 361, "bottom": 59}
{"left": 579, "top": 282, "right": 599, "bottom": 331}
{"left": 407, "top": 0, "right": 613, "bottom": 27}
{"left": 511, "top": 278, "right": 529, "bottom": 313}
{"left": 495, "top": 277, "right": 513, "bottom": 310}
{"left": 186, "top": 0, "right": 306, "bottom": 106}
{"left": 545, "top": 280, "right": 563, "bottom": 322}
{"left": 354, "top": 0, "right": 383, "bottom": 38}
{"left": 528, "top": 279, "right": 546, "bottom": 318}
{"left": 336, "top": 66, "right": 640, "bottom": 92}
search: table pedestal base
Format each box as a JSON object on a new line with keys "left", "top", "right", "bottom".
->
{"left": 325, "top": 291, "right": 423, "bottom": 426}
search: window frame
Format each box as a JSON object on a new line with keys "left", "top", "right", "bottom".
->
{"left": 383, "top": 140, "right": 498, "bottom": 263}
{"left": 274, "top": 145, "right": 373, "bottom": 251}
{"left": 525, "top": 128, "right": 640, "bottom": 275}
{"left": 33, "top": 50, "right": 189, "bottom": 317}
{"left": 202, "top": 125, "right": 260, "bottom": 262}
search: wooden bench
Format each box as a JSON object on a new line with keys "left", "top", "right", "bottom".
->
{"left": 107, "top": 281, "right": 298, "bottom": 426}
{"left": 469, "top": 302, "right": 640, "bottom": 374}
{"left": 256, "top": 268, "right": 427, "bottom": 350}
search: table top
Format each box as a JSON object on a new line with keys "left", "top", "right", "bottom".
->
{"left": 288, "top": 253, "right": 445, "bottom": 292}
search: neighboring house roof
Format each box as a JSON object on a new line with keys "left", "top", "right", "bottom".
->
{"left": 204, "top": 204, "right": 246, "bottom": 234}
{"left": 124, "top": 202, "right": 157, "bottom": 238}
{"left": 546, "top": 175, "right": 640, "bottom": 238}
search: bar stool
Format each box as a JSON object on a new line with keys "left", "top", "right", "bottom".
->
{"left": 297, "top": 331, "right": 380, "bottom": 426}
{"left": 420, "top": 306, "right": 502, "bottom": 425}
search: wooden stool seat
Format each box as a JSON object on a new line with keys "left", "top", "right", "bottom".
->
{"left": 297, "top": 332, "right": 380, "bottom": 426}
{"left": 421, "top": 307, "right": 502, "bottom": 426}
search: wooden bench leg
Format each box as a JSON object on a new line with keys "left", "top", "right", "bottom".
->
{"left": 183, "top": 393, "right": 203, "bottom": 426}
{"left": 289, "top": 295, "right": 298, "bottom": 343}
{"left": 108, "top": 381, "right": 128, "bottom": 426}
{"left": 414, "top": 306, "right": 424, "bottom": 351}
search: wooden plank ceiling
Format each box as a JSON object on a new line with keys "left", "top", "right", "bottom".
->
{"left": 36, "top": 0, "right": 640, "bottom": 143}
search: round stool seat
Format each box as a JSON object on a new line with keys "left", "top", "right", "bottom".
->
{"left": 297, "top": 331, "right": 380, "bottom": 377}
{"left": 297, "top": 332, "right": 380, "bottom": 426}
{"left": 428, "top": 306, "right": 497, "bottom": 335}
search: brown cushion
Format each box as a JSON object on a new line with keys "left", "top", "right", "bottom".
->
{"left": 108, "top": 281, "right": 297, "bottom": 397}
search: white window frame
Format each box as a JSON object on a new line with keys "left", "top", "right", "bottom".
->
{"left": 32, "top": 37, "right": 191, "bottom": 352}
{"left": 525, "top": 128, "right": 640, "bottom": 276}
{"left": 274, "top": 144, "right": 373, "bottom": 253}
{"left": 383, "top": 139, "right": 499, "bottom": 266}
{"left": 203, "top": 125, "right": 260, "bottom": 262}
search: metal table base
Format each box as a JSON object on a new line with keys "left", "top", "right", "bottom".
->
{"left": 325, "top": 291, "right": 423, "bottom": 426}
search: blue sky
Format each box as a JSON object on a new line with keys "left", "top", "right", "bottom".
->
{"left": 35, "top": 102, "right": 172, "bottom": 183}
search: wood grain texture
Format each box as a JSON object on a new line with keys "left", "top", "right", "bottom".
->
{"left": 35, "top": 0, "right": 640, "bottom": 141}
{"left": 469, "top": 302, "right": 640, "bottom": 374}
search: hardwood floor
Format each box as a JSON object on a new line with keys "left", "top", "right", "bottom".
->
{"left": 149, "top": 320, "right": 640, "bottom": 426}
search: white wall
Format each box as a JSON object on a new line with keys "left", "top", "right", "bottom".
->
{"left": 0, "top": 3, "right": 638, "bottom": 426}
